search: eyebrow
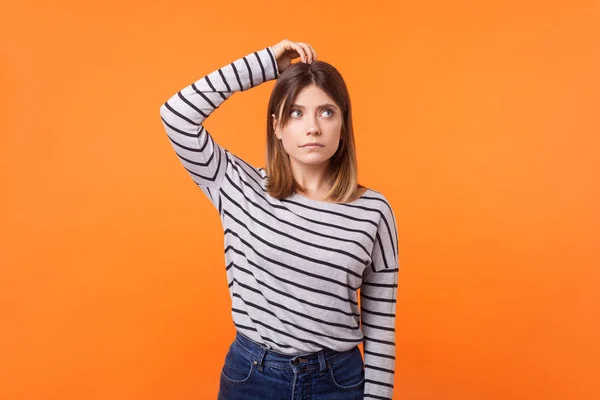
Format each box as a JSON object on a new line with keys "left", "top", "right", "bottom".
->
{"left": 290, "top": 103, "right": 338, "bottom": 110}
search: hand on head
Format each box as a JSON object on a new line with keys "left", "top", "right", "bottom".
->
{"left": 271, "top": 39, "right": 318, "bottom": 74}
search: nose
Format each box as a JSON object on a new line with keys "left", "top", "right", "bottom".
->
{"left": 305, "top": 116, "right": 321, "bottom": 135}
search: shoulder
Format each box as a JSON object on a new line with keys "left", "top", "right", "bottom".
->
{"left": 258, "top": 166, "right": 267, "bottom": 179}
{"left": 224, "top": 150, "right": 264, "bottom": 178}
{"left": 365, "top": 187, "right": 394, "bottom": 212}
{"left": 364, "top": 188, "right": 397, "bottom": 229}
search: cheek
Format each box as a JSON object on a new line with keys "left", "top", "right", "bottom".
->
{"left": 279, "top": 135, "right": 296, "bottom": 153}
{"left": 326, "top": 123, "right": 343, "bottom": 141}
{"left": 280, "top": 127, "right": 299, "bottom": 143}
{"left": 325, "top": 118, "right": 343, "bottom": 131}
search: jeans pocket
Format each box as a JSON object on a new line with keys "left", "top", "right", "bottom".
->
{"left": 220, "top": 344, "right": 255, "bottom": 384}
{"left": 328, "top": 346, "right": 365, "bottom": 390}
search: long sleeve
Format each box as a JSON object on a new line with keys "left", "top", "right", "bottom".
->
{"left": 360, "top": 203, "right": 399, "bottom": 399}
{"left": 158, "top": 46, "right": 279, "bottom": 196}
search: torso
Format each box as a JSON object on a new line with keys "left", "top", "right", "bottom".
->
{"left": 298, "top": 186, "right": 368, "bottom": 203}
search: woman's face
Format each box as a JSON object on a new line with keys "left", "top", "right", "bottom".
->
{"left": 272, "top": 84, "right": 343, "bottom": 170}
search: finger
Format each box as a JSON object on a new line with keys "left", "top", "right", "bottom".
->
{"left": 283, "top": 41, "right": 301, "bottom": 59}
{"left": 297, "top": 42, "right": 312, "bottom": 63}
{"left": 287, "top": 42, "right": 305, "bottom": 62}
{"left": 294, "top": 43, "right": 308, "bottom": 63}
{"left": 306, "top": 43, "right": 317, "bottom": 61}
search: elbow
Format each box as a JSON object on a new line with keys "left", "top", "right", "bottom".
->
{"left": 159, "top": 102, "right": 174, "bottom": 126}
{"left": 159, "top": 103, "right": 168, "bottom": 118}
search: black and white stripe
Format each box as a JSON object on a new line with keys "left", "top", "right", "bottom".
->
{"left": 159, "top": 45, "right": 399, "bottom": 399}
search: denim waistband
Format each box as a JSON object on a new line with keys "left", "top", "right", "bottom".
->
{"left": 233, "top": 331, "right": 356, "bottom": 372}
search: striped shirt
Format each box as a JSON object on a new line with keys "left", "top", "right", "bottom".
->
{"left": 159, "top": 45, "right": 399, "bottom": 400}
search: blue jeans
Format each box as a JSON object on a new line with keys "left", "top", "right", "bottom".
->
{"left": 217, "top": 331, "right": 365, "bottom": 400}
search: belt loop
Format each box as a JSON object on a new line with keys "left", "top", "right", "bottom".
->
{"left": 255, "top": 345, "right": 267, "bottom": 372}
{"left": 318, "top": 351, "right": 327, "bottom": 373}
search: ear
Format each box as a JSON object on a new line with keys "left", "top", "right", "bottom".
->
{"left": 271, "top": 114, "right": 280, "bottom": 139}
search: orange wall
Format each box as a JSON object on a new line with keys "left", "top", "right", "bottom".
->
{"left": 1, "top": 1, "right": 599, "bottom": 399}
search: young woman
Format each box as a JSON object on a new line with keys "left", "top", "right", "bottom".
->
{"left": 159, "top": 39, "right": 399, "bottom": 400}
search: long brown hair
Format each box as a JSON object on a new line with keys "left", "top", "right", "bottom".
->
{"left": 265, "top": 60, "right": 362, "bottom": 203}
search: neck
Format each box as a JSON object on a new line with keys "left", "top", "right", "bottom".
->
{"left": 290, "top": 160, "right": 333, "bottom": 195}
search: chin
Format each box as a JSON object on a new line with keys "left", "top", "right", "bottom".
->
{"left": 299, "top": 157, "right": 333, "bottom": 165}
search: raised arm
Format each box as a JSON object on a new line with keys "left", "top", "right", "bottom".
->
{"left": 158, "top": 46, "right": 279, "bottom": 190}
{"left": 360, "top": 204, "right": 399, "bottom": 400}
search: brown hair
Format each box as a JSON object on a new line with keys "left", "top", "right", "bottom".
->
{"left": 265, "top": 60, "right": 363, "bottom": 203}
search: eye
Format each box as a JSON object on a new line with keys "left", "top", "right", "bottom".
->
{"left": 322, "top": 108, "right": 334, "bottom": 117}
{"left": 289, "top": 108, "right": 335, "bottom": 118}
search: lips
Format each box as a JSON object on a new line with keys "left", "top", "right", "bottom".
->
{"left": 301, "top": 143, "right": 324, "bottom": 147}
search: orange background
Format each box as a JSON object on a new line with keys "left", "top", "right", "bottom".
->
{"left": 1, "top": 1, "right": 599, "bottom": 399}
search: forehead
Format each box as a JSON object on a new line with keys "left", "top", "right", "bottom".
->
{"left": 292, "top": 84, "right": 335, "bottom": 105}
